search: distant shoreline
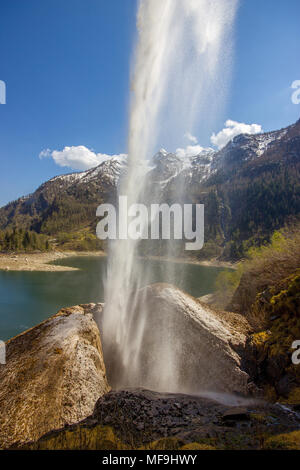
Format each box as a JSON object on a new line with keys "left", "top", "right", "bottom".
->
{"left": 138, "top": 254, "right": 236, "bottom": 269}
{"left": 0, "top": 250, "right": 235, "bottom": 272}
{"left": 0, "top": 250, "right": 106, "bottom": 272}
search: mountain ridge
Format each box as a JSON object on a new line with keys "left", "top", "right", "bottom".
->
{"left": 0, "top": 118, "right": 299, "bottom": 259}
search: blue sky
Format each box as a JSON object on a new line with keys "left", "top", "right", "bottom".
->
{"left": 0, "top": 0, "right": 299, "bottom": 207}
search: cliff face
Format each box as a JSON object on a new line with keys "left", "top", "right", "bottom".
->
{"left": 0, "top": 303, "right": 110, "bottom": 449}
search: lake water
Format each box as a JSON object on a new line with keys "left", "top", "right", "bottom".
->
{"left": 0, "top": 256, "right": 229, "bottom": 341}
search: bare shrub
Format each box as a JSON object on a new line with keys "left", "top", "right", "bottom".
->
{"left": 219, "top": 223, "right": 300, "bottom": 331}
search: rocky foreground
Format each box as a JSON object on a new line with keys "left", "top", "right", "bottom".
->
{"left": 23, "top": 389, "right": 300, "bottom": 450}
{"left": 0, "top": 304, "right": 110, "bottom": 448}
{"left": 1, "top": 284, "right": 300, "bottom": 450}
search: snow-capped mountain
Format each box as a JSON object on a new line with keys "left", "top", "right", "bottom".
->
{"left": 0, "top": 118, "right": 299, "bottom": 259}
{"left": 49, "top": 155, "right": 127, "bottom": 190}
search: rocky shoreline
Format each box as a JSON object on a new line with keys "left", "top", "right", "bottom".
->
{"left": 0, "top": 250, "right": 235, "bottom": 272}
{"left": 139, "top": 254, "right": 236, "bottom": 269}
{"left": 0, "top": 250, "right": 106, "bottom": 272}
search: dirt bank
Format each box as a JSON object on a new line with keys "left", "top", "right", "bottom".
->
{"left": 0, "top": 251, "right": 233, "bottom": 272}
{"left": 0, "top": 251, "right": 106, "bottom": 272}
{"left": 140, "top": 254, "right": 236, "bottom": 269}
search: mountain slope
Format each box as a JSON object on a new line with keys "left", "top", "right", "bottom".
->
{"left": 0, "top": 120, "right": 299, "bottom": 259}
{"left": 0, "top": 156, "right": 126, "bottom": 235}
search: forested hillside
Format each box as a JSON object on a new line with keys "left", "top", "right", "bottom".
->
{"left": 0, "top": 228, "right": 50, "bottom": 252}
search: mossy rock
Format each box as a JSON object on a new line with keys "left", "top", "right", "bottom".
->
{"left": 250, "top": 413, "right": 268, "bottom": 424}
{"left": 140, "top": 438, "right": 216, "bottom": 451}
{"left": 247, "top": 272, "right": 300, "bottom": 401}
{"left": 264, "top": 431, "right": 300, "bottom": 450}
{"left": 28, "top": 425, "right": 127, "bottom": 450}
{"left": 269, "top": 273, "right": 300, "bottom": 317}
{"left": 254, "top": 271, "right": 300, "bottom": 324}
{"left": 139, "top": 438, "right": 184, "bottom": 450}
{"left": 281, "top": 387, "right": 300, "bottom": 406}
{"left": 179, "top": 443, "right": 215, "bottom": 450}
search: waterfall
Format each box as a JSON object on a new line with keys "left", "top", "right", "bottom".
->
{"left": 101, "top": 0, "right": 239, "bottom": 392}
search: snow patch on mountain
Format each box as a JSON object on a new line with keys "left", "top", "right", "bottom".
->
{"left": 254, "top": 129, "right": 288, "bottom": 156}
{"left": 46, "top": 125, "right": 291, "bottom": 195}
{"left": 49, "top": 155, "right": 127, "bottom": 188}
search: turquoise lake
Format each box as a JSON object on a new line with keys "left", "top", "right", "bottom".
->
{"left": 0, "top": 256, "right": 229, "bottom": 341}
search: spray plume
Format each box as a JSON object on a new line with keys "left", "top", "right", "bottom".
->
{"left": 101, "top": 0, "right": 239, "bottom": 392}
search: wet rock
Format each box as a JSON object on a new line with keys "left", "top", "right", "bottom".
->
{"left": 24, "top": 389, "right": 300, "bottom": 450}
{"left": 104, "top": 284, "right": 252, "bottom": 395}
{"left": 222, "top": 408, "right": 250, "bottom": 422}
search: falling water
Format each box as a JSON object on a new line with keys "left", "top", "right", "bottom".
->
{"left": 101, "top": 0, "right": 239, "bottom": 392}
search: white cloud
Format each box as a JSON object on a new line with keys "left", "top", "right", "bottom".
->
{"left": 175, "top": 132, "right": 208, "bottom": 157}
{"left": 184, "top": 132, "right": 198, "bottom": 144}
{"left": 39, "top": 145, "right": 127, "bottom": 171}
{"left": 176, "top": 144, "right": 211, "bottom": 158}
{"left": 210, "top": 120, "right": 263, "bottom": 150}
{"left": 39, "top": 148, "right": 51, "bottom": 159}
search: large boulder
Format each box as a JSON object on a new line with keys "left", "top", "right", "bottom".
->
{"left": 101, "top": 284, "right": 252, "bottom": 396}
{"left": 25, "top": 389, "right": 300, "bottom": 450}
{"left": 0, "top": 303, "right": 110, "bottom": 449}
